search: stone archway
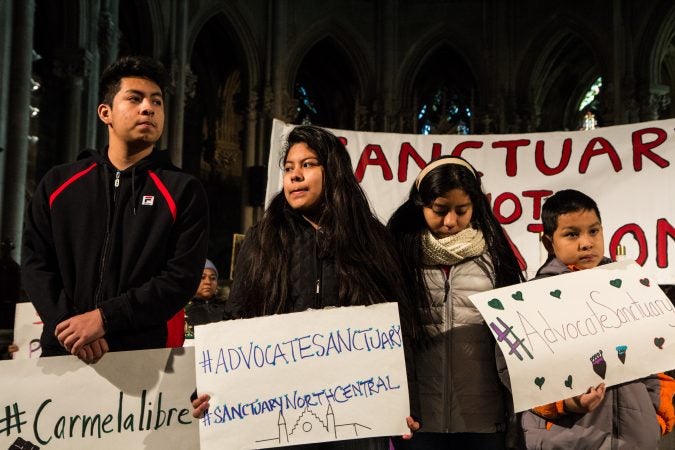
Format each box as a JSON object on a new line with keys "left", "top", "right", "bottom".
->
{"left": 292, "top": 37, "right": 361, "bottom": 130}
{"left": 526, "top": 30, "right": 601, "bottom": 131}
{"left": 408, "top": 43, "right": 477, "bottom": 135}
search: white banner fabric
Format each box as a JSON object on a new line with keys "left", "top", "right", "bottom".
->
{"left": 266, "top": 119, "right": 675, "bottom": 283}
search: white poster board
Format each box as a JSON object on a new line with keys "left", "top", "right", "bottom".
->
{"left": 194, "top": 303, "right": 409, "bottom": 449}
{"left": 469, "top": 261, "right": 675, "bottom": 412}
{"left": 267, "top": 119, "right": 675, "bottom": 283}
{"left": 0, "top": 347, "right": 199, "bottom": 449}
{"left": 13, "top": 302, "right": 43, "bottom": 359}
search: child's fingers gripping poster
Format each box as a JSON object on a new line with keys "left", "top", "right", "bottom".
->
{"left": 469, "top": 261, "right": 675, "bottom": 412}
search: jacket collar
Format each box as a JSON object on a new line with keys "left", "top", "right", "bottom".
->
{"left": 77, "top": 146, "right": 175, "bottom": 173}
{"left": 536, "top": 255, "right": 613, "bottom": 277}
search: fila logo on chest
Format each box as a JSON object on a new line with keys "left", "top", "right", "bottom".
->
{"left": 141, "top": 195, "right": 155, "bottom": 206}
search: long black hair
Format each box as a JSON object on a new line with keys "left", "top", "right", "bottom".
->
{"left": 233, "top": 125, "right": 416, "bottom": 334}
{"left": 388, "top": 156, "right": 524, "bottom": 310}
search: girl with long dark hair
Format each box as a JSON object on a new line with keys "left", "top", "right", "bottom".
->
{"left": 388, "top": 156, "right": 524, "bottom": 450}
{"left": 193, "top": 125, "right": 419, "bottom": 449}
{"left": 228, "top": 125, "right": 414, "bottom": 317}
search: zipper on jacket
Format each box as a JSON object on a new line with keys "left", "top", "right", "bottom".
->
{"left": 441, "top": 266, "right": 452, "bottom": 432}
{"left": 94, "top": 170, "right": 121, "bottom": 308}
{"left": 314, "top": 228, "right": 323, "bottom": 308}
{"left": 612, "top": 388, "right": 619, "bottom": 450}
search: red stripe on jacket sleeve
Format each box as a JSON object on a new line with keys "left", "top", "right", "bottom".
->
{"left": 165, "top": 309, "right": 185, "bottom": 348}
{"left": 147, "top": 170, "right": 177, "bottom": 222}
{"left": 49, "top": 162, "right": 98, "bottom": 208}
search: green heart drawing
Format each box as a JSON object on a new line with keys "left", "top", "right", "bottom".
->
{"left": 654, "top": 337, "right": 665, "bottom": 349}
{"left": 487, "top": 299, "right": 504, "bottom": 310}
{"left": 609, "top": 279, "right": 622, "bottom": 288}
{"left": 564, "top": 375, "right": 573, "bottom": 389}
{"left": 550, "top": 289, "right": 561, "bottom": 299}
{"left": 511, "top": 291, "right": 524, "bottom": 301}
{"left": 639, "top": 278, "right": 650, "bottom": 287}
{"left": 534, "top": 377, "right": 545, "bottom": 390}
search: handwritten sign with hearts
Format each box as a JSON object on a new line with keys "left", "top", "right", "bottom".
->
{"left": 470, "top": 260, "right": 675, "bottom": 412}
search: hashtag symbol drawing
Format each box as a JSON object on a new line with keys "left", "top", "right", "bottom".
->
{"left": 201, "top": 409, "right": 212, "bottom": 427}
{"left": 199, "top": 349, "right": 213, "bottom": 373}
{"left": 490, "top": 317, "right": 533, "bottom": 361}
{"left": 0, "top": 403, "right": 27, "bottom": 437}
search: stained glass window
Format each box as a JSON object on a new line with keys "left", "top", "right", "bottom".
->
{"left": 295, "top": 84, "right": 318, "bottom": 125}
{"left": 417, "top": 87, "right": 471, "bottom": 135}
{"left": 578, "top": 77, "right": 602, "bottom": 111}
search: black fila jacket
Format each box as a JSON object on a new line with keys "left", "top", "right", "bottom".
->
{"left": 22, "top": 148, "right": 209, "bottom": 354}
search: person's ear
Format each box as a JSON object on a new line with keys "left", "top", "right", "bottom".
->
{"left": 541, "top": 234, "right": 554, "bottom": 255}
{"left": 98, "top": 103, "right": 112, "bottom": 125}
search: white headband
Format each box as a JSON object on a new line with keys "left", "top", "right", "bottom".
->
{"left": 415, "top": 157, "right": 477, "bottom": 189}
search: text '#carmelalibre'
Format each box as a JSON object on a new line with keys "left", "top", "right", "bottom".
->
{"left": 199, "top": 324, "right": 403, "bottom": 374}
{"left": 201, "top": 374, "right": 400, "bottom": 427}
{"left": 26, "top": 390, "right": 191, "bottom": 445}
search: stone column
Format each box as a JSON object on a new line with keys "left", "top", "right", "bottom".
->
{"left": 98, "top": 0, "right": 119, "bottom": 71}
{"left": 242, "top": 92, "right": 260, "bottom": 230}
{"left": 271, "top": 0, "right": 288, "bottom": 120}
{"left": 0, "top": 0, "right": 14, "bottom": 233}
{"left": 378, "top": 0, "right": 398, "bottom": 132}
{"left": 81, "top": 0, "right": 100, "bottom": 150}
{"left": 168, "top": 0, "right": 188, "bottom": 167}
{"left": 54, "top": 49, "right": 92, "bottom": 163}
{"left": 96, "top": 0, "right": 120, "bottom": 149}
{"left": 247, "top": 0, "right": 287, "bottom": 230}
{"left": 2, "top": 0, "right": 35, "bottom": 261}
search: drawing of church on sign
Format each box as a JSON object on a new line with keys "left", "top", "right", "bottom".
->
{"left": 256, "top": 403, "right": 371, "bottom": 446}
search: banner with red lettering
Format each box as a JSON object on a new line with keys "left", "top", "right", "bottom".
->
{"left": 266, "top": 119, "right": 675, "bottom": 283}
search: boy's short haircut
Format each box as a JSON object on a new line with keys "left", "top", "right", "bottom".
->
{"left": 99, "top": 55, "right": 168, "bottom": 105}
{"left": 542, "top": 189, "right": 602, "bottom": 237}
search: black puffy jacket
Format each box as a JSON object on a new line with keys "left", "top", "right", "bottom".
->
{"left": 227, "top": 211, "right": 339, "bottom": 317}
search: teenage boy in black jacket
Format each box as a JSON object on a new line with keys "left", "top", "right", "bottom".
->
{"left": 21, "top": 56, "right": 209, "bottom": 364}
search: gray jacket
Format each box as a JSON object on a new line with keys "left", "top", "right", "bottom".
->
{"left": 415, "top": 254, "right": 507, "bottom": 433}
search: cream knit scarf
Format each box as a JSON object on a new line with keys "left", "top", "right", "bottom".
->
{"left": 421, "top": 227, "right": 486, "bottom": 266}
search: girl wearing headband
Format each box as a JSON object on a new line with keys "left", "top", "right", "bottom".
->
{"left": 388, "top": 155, "right": 524, "bottom": 449}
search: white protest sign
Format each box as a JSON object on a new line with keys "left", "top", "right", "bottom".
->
{"left": 0, "top": 347, "right": 199, "bottom": 449}
{"left": 194, "top": 303, "right": 409, "bottom": 449}
{"left": 469, "top": 261, "right": 675, "bottom": 412}
{"left": 13, "top": 302, "right": 43, "bottom": 359}
{"left": 267, "top": 119, "right": 675, "bottom": 283}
